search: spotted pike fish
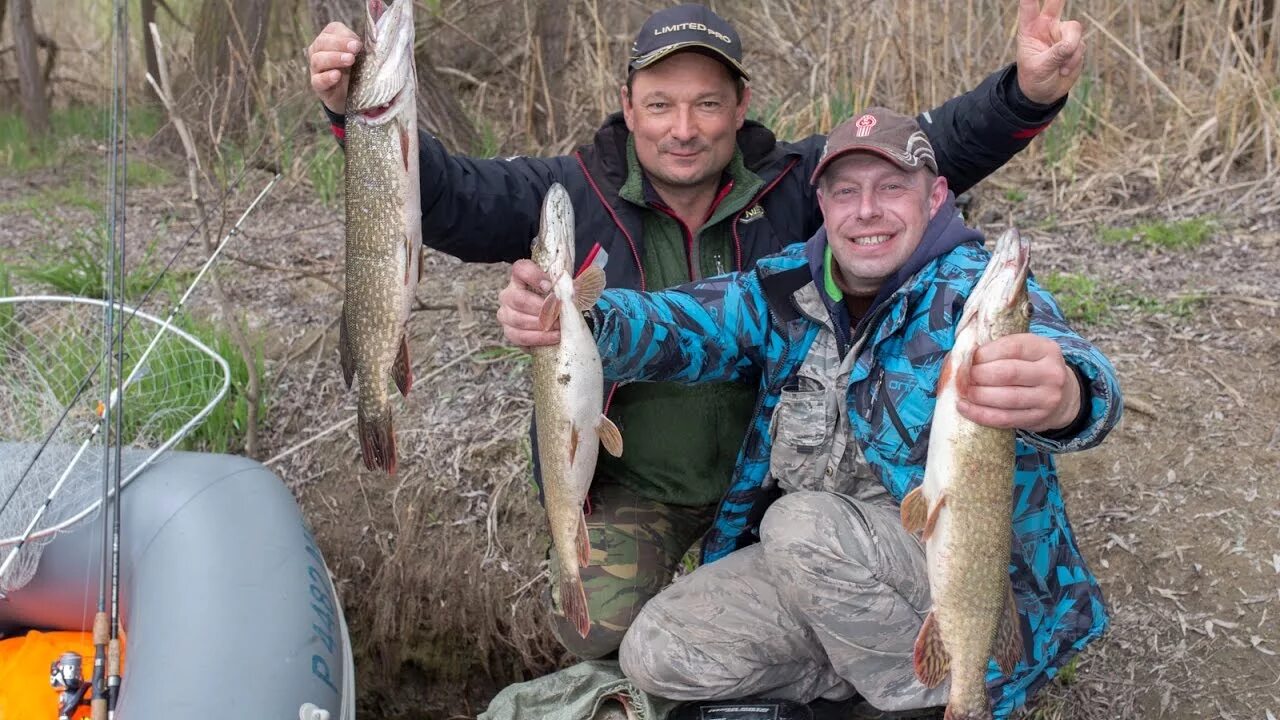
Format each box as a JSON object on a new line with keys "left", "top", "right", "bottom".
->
{"left": 530, "top": 183, "right": 623, "bottom": 638}
{"left": 339, "top": 0, "right": 421, "bottom": 475}
{"left": 901, "top": 227, "right": 1031, "bottom": 720}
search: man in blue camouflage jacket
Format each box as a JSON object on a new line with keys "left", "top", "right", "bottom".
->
{"left": 502, "top": 108, "right": 1122, "bottom": 719}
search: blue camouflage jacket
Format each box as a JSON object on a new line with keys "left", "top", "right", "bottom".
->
{"left": 588, "top": 203, "right": 1123, "bottom": 717}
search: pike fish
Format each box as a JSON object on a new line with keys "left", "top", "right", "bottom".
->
{"left": 530, "top": 183, "right": 623, "bottom": 639}
{"left": 900, "top": 227, "right": 1031, "bottom": 720}
{"left": 340, "top": 0, "right": 422, "bottom": 475}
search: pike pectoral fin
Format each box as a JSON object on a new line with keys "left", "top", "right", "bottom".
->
{"left": 358, "top": 408, "right": 397, "bottom": 475}
{"left": 994, "top": 580, "right": 1024, "bottom": 676}
{"left": 569, "top": 425, "right": 579, "bottom": 465}
{"left": 560, "top": 570, "right": 592, "bottom": 639}
{"left": 339, "top": 308, "right": 355, "bottom": 389}
{"left": 573, "top": 266, "right": 606, "bottom": 311}
{"left": 393, "top": 333, "right": 413, "bottom": 396}
{"left": 597, "top": 414, "right": 623, "bottom": 457}
{"left": 576, "top": 510, "right": 591, "bottom": 567}
{"left": 913, "top": 610, "right": 950, "bottom": 688}
{"left": 923, "top": 492, "right": 947, "bottom": 542}
{"left": 901, "top": 486, "right": 926, "bottom": 533}
{"left": 539, "top": 294, "right": 562, "bottom": 332}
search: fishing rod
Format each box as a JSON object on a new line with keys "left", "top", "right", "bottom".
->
{"left": 93, "top": 0, "right": 129, "bottom": 713}
{"left": 0, "top": 174, "right": 281, "bottom": 600}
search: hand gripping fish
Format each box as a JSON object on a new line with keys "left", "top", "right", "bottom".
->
{"left": 531, "top": 183, "right": 623, "bottom": 638}
{"left": 340, "top": 0, "right": 422, "bottom": 475}
{"left": 901, "top": 227, "right": 1032, "bottom": 720}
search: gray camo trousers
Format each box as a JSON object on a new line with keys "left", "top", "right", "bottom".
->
{"left": 617, "top": 490, "right": 950, "bottom": 712}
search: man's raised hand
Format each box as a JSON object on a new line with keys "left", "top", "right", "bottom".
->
{"left": 308, "top": 22, "right": 362, "bottom": 114}
{"left": 1015, "top": 0, "right": 1086, "bottom": 105}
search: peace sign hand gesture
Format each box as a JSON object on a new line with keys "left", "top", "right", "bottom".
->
{"left": 1015, "top": 0, "right": 1086, "bottom": 105}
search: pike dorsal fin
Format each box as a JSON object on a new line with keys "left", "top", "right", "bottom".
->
{"left": 994, "top": 580, "right": 1024, "bottom": 677}
{"left": 338, "top": 307, "right": 355, "bottom": 389}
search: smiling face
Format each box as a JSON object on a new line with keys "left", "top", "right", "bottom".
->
{"left": 620, "top": 51, "right": 750, "bottom": 200}
{"left": 816, "top": 152, "right": 949, "bottom": 297}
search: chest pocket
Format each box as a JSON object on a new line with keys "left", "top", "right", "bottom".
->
{"left": 768, "top": 381, "right": 835, "bottom": 490}
{"left": 768, "top": 327, "right": 842, "bottom": 490}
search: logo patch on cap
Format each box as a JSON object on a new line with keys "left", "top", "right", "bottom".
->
{"left": 854, "top": 114, "right": 877, "bottom": 137}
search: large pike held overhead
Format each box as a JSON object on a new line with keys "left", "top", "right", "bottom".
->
{"left": 530, "top": 184, "right": 623, "bottom": 639}
{"left": 340, "top": 0, "right": 422, "bottom": 475}
{"left": 901, "top": 227, "right": 1032, "bottom": 720}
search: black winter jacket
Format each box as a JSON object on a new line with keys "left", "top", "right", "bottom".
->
{"left": 328, "top": 64, "right": 1063, "bottom": 286}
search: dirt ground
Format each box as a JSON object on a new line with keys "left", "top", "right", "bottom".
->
{"left": 1, "top": 146, "right": 1278, "bottom": 720}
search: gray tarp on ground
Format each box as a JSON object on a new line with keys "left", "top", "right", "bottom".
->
{"left": 479, "top": 660, "right": 679, "bottom": 720}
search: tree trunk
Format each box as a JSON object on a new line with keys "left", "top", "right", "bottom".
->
{"left": 141, "top": 0, "right": 162, "bottom": 102}
{"left": 307, "top": 0, "right": 479, "bottom": 153}
{"left": 11, "top": 0, "right": 49, "bottom": 137}
{"left": 191, "top": 0, "right": 272, "bottom": 139}
{"left": 531, "top": 0, "right": 571, "bottom": 145}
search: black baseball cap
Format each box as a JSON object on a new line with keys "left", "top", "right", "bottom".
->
{"left": 629, "top": 4, "right": 749, "bottom": 81}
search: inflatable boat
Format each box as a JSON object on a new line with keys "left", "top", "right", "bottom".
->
{"left": 0, "top": 444, "right": 356, "bottom": 719}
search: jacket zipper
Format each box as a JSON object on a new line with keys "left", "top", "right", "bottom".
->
{"left": 730, "top": 157, "right": 800, "bottom": 271}
{"left": 703, "top": 293, "right": 793, "bottom": 562}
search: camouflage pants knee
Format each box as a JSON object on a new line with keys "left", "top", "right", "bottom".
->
{"left": 546, "top": 481, "right": 715, "bottom": 659}
{"left": 619, "top": 490, "right": 949, "bottom": 712}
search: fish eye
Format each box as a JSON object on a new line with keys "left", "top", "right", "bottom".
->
{"left": 1022, "top": 301, "right": 1034, "bottom": 318}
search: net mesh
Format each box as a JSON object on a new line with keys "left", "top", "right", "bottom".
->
{"left": 0, "top": 296, "right": 229, "bottom": 594}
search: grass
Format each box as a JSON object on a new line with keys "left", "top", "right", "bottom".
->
{"left": 310, "top": 143, "right": 344, "bottom": 208}
{"left": 1039, "top": 272, "right": 1206, "bottom": 326}
{"left": 1040, "top": 272, "right": 1116, "bottom": 325}
{"left": 5, "top": 224, "right": 185, "bottom": 301}
{"left": 7, "top": 308, "right": 263, "bottom": 453}
{"left": 1099, "top": 217, "right": 1217, "bottom": 251}
{"left": 0, "top": 105, "right": 164, "bottom": 174}
{"left": 1041, "top": 75, "right": 1099, "bottom": 171}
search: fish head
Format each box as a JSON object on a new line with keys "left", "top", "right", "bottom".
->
{"left": 959, "top": 227, "right": 1033, "bottom": 342}
{"left": 347, "top": 0, "right": 416, "bottom": 127}
{"left": 531, "top": 184, "right": 576, "bottom": 280}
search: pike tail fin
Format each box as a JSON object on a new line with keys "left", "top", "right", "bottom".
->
{"left": 560, "top": 570, "right": 592, "bottom": 639}
{"left": 913, "top": 610, "right": 950, "bottom": 688}
{"left": 358, "top": 407, "right": 397, "bottom": 475}
{"left": 393, "top": 333, "right": 413, "bottom": 396}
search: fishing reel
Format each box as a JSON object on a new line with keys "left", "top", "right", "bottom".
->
{"left": 49, "top": 651, "right": 90, "bottom": 720}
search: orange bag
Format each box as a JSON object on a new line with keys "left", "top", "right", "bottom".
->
{"left": 0, "top": 630, "right": 126, "bottom": 720}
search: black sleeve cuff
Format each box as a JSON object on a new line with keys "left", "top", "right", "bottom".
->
{"left": 1038, "top": 364, "right": 1093, "bottom": 442}
{"left": 996, "top": 64, "right": 1067, "bottom": 126}
{"left": 323, "top": 103, "right": 345, "bottom": 128}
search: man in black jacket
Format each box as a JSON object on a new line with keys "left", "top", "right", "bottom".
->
{"left": 307, "top": 2, "right": 1085, "bottom": 662}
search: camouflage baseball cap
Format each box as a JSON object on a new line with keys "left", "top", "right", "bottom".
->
{"left": 810, "top": 107, "right": 938, "bottom": 185}
{"left": 629, "top": 4, "right": 749, "bottom": 81}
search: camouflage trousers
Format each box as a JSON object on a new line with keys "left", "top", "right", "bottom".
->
{"left": 546, "top": 481, "right": 716, "bottom": 659}
{"left": 618, "top": 490, "right": 950, "bottom": 712}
